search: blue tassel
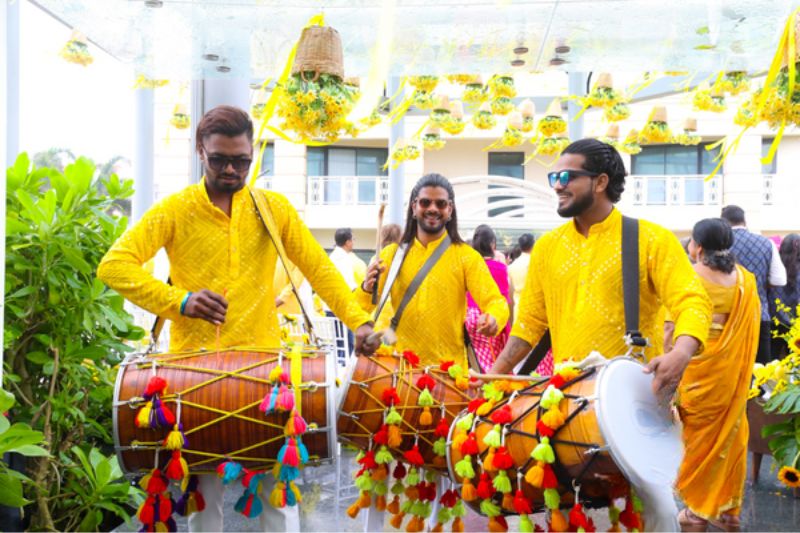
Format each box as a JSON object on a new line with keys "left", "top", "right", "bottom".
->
{"left": 297, "top": 439, "right": 309, "bottom": 465}
{"left": 279, "top": 465, "right": 300, "bottom": 482}
{"left": 267, "top": 386, "right": 279, "bottom": 414}
{"left": 286, "top": 486, "right": 297, "bottom": 507}
{"left": 219, "top": 461, "right": 243, "bottom": 485}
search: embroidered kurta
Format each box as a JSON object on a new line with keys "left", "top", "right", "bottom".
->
{"left": 97, "top": 183, "right": 371, "bottom": 352}
{"left": 512, "top": 208, "right": 712, "bottom": 362}
{"left": 676, "top": 266, "right": 760, "bottom": 519}
{"left": 355, "top": 233, "right": 510, "bottom": 366}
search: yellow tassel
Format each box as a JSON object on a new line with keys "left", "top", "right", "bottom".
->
{"left": 268, "top": 365, "right": 284, "bottom": 382}
{"left": 388, "top": 425, "right": 403, "bottom": 448}
{"left": 155, "top": 522, "right": 169, "bottom": 532}
{"left": 135, "top": 401, "right": 152, "bottom": 428}
{"left": 483, "top": 449, "right": 496, "bottom": 472}
{"left": 452, "top": 516, "right": 464, "bottom": 532}
{"left": 455, "top": 376, "right": 469, "bottom": 390}
{"left": 269, "top": 482, "right": 286, "bottom": 508}
{"left": 452, "top": 432, "right": 467, "bottom": 451}
{"left": 476, "top": 400, "right": 495, "bottom": 417}
{"left": 179, "top": 457, "right": 190, "bottom": 491}
{"left": 461, "top": 478, "right": 477, "bottom": 501}
{"left": 387, "top": 495, "right": 400, "bottom": 514}
{"left": 542, "top": 406, "right": 566, "bottom": 428}
{"left": 375, "top": 494, "right": 387, "bottom": 511}
{"left": 525, "top": 461, "right": 545, "bottom": 488}
{"left": 164, "top": 425, "right": 184, "bottom": 450}
{"left": 289, "top": 480, "right": 302, "bottom": 504}
{"left": 347, "top": 501, "right": 361, "bottom": 519}
{"left": 390, "top": 511, "right": 406, "bottom": 529}
{"left": 420, "top": 406, "right": 433, "bottom": 426}
{"left": 358, "top": 490, "right": 372, "bottom": 508}
{"left": 272, "top": 461, "right": 282, "bottom": 479}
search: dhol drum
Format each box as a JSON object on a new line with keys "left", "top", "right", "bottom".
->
{"left": 113, "top": 347, "right": 336, "bottom": 474}
{"left": 337, "top": 354, "right": 474, "bottom": 470}
{"left": 447, "top": 356, "right": 681, "bottom": 520}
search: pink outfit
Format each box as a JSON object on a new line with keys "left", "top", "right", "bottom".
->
{"left": 466, "top": 258, "right": 511, "bottom": 371}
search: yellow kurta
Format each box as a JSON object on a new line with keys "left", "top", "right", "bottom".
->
{"left": 676, "top": 266, "right": 760, "bottom": 519}
{"left": 512, "top": 208, "right": 712, "bottom": 362}
{"left": 355, "top": 233, "right": 510, "bottom": 366}
{"left": 97, "top": 183, "right": 371, "bottom": 352}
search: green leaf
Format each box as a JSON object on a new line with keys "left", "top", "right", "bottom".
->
{"left": 13, "top": 444, "right": 50, "bottom": 457}
{"left": 59, "top": 244, "right": 93, "bottom": 275}
{"left": 76, "top": 509, "right": 102, "bottom": 533}
{"left": 0, "top": 472, "right": 29, "bottom": 507}
{"left": 694, "top": 44, "right": 716, "bottom": 50}
{"left": 0, "top": 415, "right": 9, "bottom": 435}
{"left": 64, "top": 157, "right": 95, "bottom": 196}
{"left": 0, "top": 389, "right": 15, "bottom": 413}
{"left": 7, "top": 153, "right": 31, "bottom": 190}
{"left": 71, "top": 446, "right": 96, "bottom": 487}
{"left": 695, "top": 26, "right": 710, "bottom": 35}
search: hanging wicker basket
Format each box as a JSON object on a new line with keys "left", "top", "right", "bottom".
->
{"left": 291, "top": 25, "right": 344, "bottom": 81}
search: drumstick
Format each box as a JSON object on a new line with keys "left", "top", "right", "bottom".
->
{"left": 216, "top": 288, "right": 228, "bottom": 354}
{"left": 371, "top": 203, "right": 386, "bottom": 305}
{"left": 468, "top": 369, "right": 540, "bottom": 382}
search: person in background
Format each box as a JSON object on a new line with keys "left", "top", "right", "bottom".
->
{"left": 769, "top": 233, "right": 800, "bottom": 358}
{"left": 507, "top": 233, "right": 534, "bottom": 307}
{"left": 465, "top": 225, "right": 513, "bottom": 371}
{"left": 721, "top": 205, "right": 786, "bottom": 363}
{"left": 672, "top": 218, "right": 760, "bottom": 532}
{"left": 327, "top": 227, "right": 366, "bottom": 355}
{"left": 505, "top": 244, "right": 522, "bottom": 265}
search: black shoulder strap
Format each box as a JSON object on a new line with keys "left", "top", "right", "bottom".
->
{"left": 622, "top": 216, "right": 646, "bottom": 347}
{"left": 389, "top": 235, "right": 451, "bottom": 331}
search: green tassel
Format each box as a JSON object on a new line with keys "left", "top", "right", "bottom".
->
{"left": 448, "top": 364, "right": 464, "bottom": 379}
{"left": 480, "top": 498, "right": 501, "bottom": 517}
{"left": 374, "top": 481, "right": 388, "bottom": 496}
{"left": 432, "top": 438, "right": 446, "bottom": 458}
{"left": 375, "top": 445, "right": 393, "bottom": 464}
{"left": 406, "top": 467, "right": 420, "bottom": 486}
{"left": 425, "top": 470, "right": 437, "bottom": 483}
{"left": 544, "top": 487, "right": 560, "bottom": 510}
{"left": 410, "top": 500, "right": 427, "bottom": 516}
{"left": 385, "top": 407, "right": 402, "bottom": 425}
{"left": 492, "top": 470, "right": 512, "bottom": 493}
{"left": 482, "top": 382, "right": 504, "bottom": 402}
{"left": 420, "top": 501, "right": 433, "bottom": 519}
{"left": 418, "top": 388, "right": 434, "bottom": 407}
{"left": 540, "top": 385, "right": 564, "bottom": 409}
{"left": 437, "top": 506, "right": 452, "bottom": 524}
{"left": 355, "top": 471, "right": 373, "bottom": 491}
{"left": 520, "top": 514, "right": 534, "bottom": 532}
{"left": 401, "top": 499, "right": 413, "bottom": 513}
{"left": 355, "top": 450, "right": 365, "bottom": 461}
{"left": 452, "top": 500, "right": 466, "bottom": 518}
{"left": 632, "top": 491, "right": 644, "bottom": 513}
{"left": 455, "top": 457, "right": 475, "bottom": 479}
{"left": 391, "top": 480, "right": 405, "bottom": 495}
{"left": 456, "top": 412, "right": 474, "bottom": 431}
{"left": 532, "top": 436, "right": 555, "bottom": 463}
{"left": 608, "top": 505, "right": 621, "bottom": 523}
{"left": 483, "top": 424, "right": 502, "bottom": 448}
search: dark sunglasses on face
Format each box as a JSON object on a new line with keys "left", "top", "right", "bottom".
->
{"left": 205, "top": 154, "right": 253, "bottom": 173}
{"left": 548, "top": 169, "right": 600, "bottom": 188}
{"left": 416, "top": 198, "right": 451, "bottom": 209}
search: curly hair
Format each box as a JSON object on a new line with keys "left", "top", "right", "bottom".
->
{"left": 562, "top": 138, "right": 628, "bottom": 203}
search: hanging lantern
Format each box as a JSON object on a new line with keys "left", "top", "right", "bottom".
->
{"left": 519, "top": 99, "right": 535, "bottom": 132}
{"left": 170, "top": 104, "right": 191, "bottom": 130}
{"left": 422, "top": 127, "right": 446, "bottom": 151}
{"left": 585, "top": 73, "right": 622, "bottom": 108}
{"left": 408, "top": 76, "right": 439, "bottom": 93}
{"left": 675, "top": 117, "right": 701, "bottom": 146}
{"left": 472, "top": 102, "right": 496, "bottom": 130}
{"left": 488, "top": 75, "right": 517, "bottom": 99}
{"left": 429, "top": 95, "right": 452, "bottom": 127}
{"left": 599, "top": 123, "right": 621, "bottom": 148}
{"left": 716, "top": 71, "right": 750, "bottom": 95}
{"left": 60, "top": 30, "right": 93, "bottom": 66}
{"left": 443, "top": 101, "right": 466, "bottom": 135}
{"left": 620, "top": 129, "right": 643, "bottom": 155}
{"left": 536, "top": 136, "right": 570, "bottom": 156}
{"left": 463, "top": 76, "right": 487, "bottom": 104}
{"left": 604, "top": 102, "right": 631, "bottom": 122}
{"left": 538, "top": 99, "right": 567, "bottom": 136}
{"left": 640, "top": 107, "right": 671, "bottom": 144}
{"left": 499, "top": 112, "right": 524, "bottom": 147}
{"left": 692, "top": 82, "right": 726, "bottom": 112}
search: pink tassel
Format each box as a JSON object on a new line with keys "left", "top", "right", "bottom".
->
{"left": 276, "top": 385, "right": 295, "bottom": 412}
{"left": 285, "top": 410, "right": 307, "bottom": 436}
{"left": 279, "top": 438, "right": 300, "bottom": 467}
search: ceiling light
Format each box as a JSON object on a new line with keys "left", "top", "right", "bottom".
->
{"left": 554, "top": 44, "right": 571, "bottom": 54}
{"left": 511, "top": 59, "right": 525, "bottom": 67}
{"left": 513, "top": 46, "right": 529, "bottom": 55}
{"left": 202, "top": 53, "right": 219, "bottom": 61}
{"left": 144, "top": 0, "right": 163, "bottom": 7}
{"left": 216, "top": 65, "right": 231, "bottom": 73}
{"left": 549, "top": 57, "right": 567, "bottom": 66}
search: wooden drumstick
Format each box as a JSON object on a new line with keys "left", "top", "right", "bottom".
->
{"left": 468, "top": 369, "right": 539, "bottom": 382}
{"left": 371, "top": 203, "right": 386, "bottom": 305}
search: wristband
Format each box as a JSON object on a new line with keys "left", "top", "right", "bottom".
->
{"left": 180, "top": 292, "right": 193, "bottom": 315}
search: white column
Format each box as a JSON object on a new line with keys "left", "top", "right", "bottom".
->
{"left": 271, "top": 139, "right": 308, "bottom": 213}
{"left": 133, "top": 89, "right": 155, "bottom": 223}
{"left": 387, "top": 76, "right": 405, "bottom": 225}
{"left": 721, "top": 133, "right": 764, "bottom": 231}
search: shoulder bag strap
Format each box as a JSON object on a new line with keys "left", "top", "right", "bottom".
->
{"left": 373, "top": 243, "right": 408, "bottom": 322}
{"left": 622, "top": 215, "right": 647, "bottom": 347}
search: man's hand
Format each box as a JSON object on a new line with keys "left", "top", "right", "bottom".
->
{"left": 476, "top": 313, "right": 498, "bottom": 336}
{"left": 361, "top": 260, "right": 385, "bottom": 294}
{"left": 644, "top": 335, "right": 698, "bottom": 403}
{"left": 275, "top": 296, "right": 284, "bottom": 308}
{"left": 354, "top": 323, "right": 380, "bottom": 355}
{"left": 183, "top": 289, "right": 228, "bottom": 326}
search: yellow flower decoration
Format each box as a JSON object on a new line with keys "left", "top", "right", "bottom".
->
{"left": 500, "top": 128, "right": 524, "bottom": 147}
{"left": 60, "top": 33, "right": 93, "bottom": 66}
{"left": 422, "top": 133, "right": 446, "bottom": 151}
{"left": 463, "top": 83, "right": 487, "bottom": 104}
{"left": 408, "top": 75, "right": 438, "bottom": 93}
{"left": 536, "top": 136, "right": 570, "bottom": 156}
{"left": 447, "top": 74, "right": 480, "bottom": 85}
{"left": 488, "top": 76, "right": 517, "bottom": 99}
{"left": 693, "top": 88, "right": 727, "bottom": 113}
{"left": 778, "top": 466, "right": 800, "bottom": 488}
{"left": 413, "top": 91, "right": 437, "bottom": 110}
{"left": 716, "top": 71, "right": 750, "bottom": 95}
{"left": 442, "top": 117, "right": 466, "bottom": 135}
{"left": 537, "top": 116, "right": 567, "bottom": 137}
{"left": 490, "top": 97, "right": 514, "bottom": 116}
{"left": 170, "top": 113, "right": 191, "bottom": 130}
{"left": 472, "top": 110, "right": 496, "bottom": 130}
{"left": 603, "top": 102, "right": 631, "bottom": 122}
{"left": 520, "top": 116, "right": 535, "bottom": 133}
{"left": 640, "top": 121, "right": 671, "bottom": 144}
{"left": 674, "top": 131, "right": 701, "bottom": 146}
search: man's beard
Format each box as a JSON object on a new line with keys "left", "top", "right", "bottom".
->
{"left": 208, "top": 173, "right": 245, "bottom": 193}
{"left": 557, "top": 190, "right": 594, "bottom": 218}
{"left": 418, "top": 215, "right": 447, "bottom": 235}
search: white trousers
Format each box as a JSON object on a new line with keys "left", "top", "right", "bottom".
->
{"left": 187, "top": 474, "right": 301, "bottom": 532}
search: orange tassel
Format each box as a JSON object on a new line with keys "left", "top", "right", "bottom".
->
{"left": 405, "top": 485, "right": 419, "bottom": 501}
{"left": 452, "top": 516, "right": 465, "bottom": 532}
{"left": 406, "top": 515, "right": 423, "bottom": 532}
{"left": 502, "top": 491, "right": 515, "bottom": 512}
{"left": 375, "top": 494, "right": 387, "bottom": 512}
{"left": 371, "top": 464, "right": 388, "bottom": 481}
{"left": 525, "top": 461, "right": 544, "bottom": 488}
{"left": 357, "top": 491, "right": 372, "bottom": 508}
{"left": 390, "top": 512, "right": 406, "bottom": 529}
{"left": 420, "top": 406, "right": 433, "bottom": 426}
{"left": 461, "top": 478, "right": 477, "bottom": 501}
{"left": 387, "top": 495, "right": 400, "bottom": 515}
{"left": 550, "top": 509, "right": 568, "bottom": 532}
{"left": 488, "top": 516, "right": 508, "bottom": 532}
{"left": 346, "top": 501, "right": 361, "bottom": 519}
{"left": 483, "top": 449, "right": 496, "bottom": 472}
{"left": 432, "top": 523, "right": 444, "bottom": 533}
{"left": 388, "top": 425, "right": 403, "bottom": 448}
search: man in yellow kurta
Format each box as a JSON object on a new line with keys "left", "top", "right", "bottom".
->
{"left": 97, "top": 105, "right": 377, "bottom": 532}
{"left": 489, "top": 139, "right": 712, "bottom": 399}
{"left": 357, "top": 173, "right": 510, "bottom": 367}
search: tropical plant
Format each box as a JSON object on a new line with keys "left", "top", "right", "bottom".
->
{"left": 0, "top": 389, "right": 47, "bottom": 509}
{"left": 4, "top": 153, "right": 145, "bottom": 530}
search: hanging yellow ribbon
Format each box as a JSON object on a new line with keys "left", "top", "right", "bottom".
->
{"left": 290, "top": 343, "right": 303, "bottom": 414}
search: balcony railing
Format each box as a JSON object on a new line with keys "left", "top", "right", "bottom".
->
{"left": 763, "top": 174, "right": 774, "bottom": 205}
{"left": 308, "top": 175, "right": 389, "bottom": 205}
{"left": 630, "top": 174, "right": 721, "bottom": 207}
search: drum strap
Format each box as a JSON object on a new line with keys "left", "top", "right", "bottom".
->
{"left": 374, "top": 243, "right": 408, "bottom": 322}
{"left": 621, "top": 216, "right": 647, "bottom": 348}
{"left": 249, "top": 187, "right": 318, "bottom": 344}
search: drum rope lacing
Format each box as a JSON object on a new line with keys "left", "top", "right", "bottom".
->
{"left": 122, "top": 347, "right": 325, "bottom": 469}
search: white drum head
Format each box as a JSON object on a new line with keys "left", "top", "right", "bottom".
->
{"left": 594, "top": 357, "right": 682, "bottom": 487}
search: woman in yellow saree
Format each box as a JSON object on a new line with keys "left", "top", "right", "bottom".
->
{"left": 673, "top": 218, "right": 761, "bottom": 532}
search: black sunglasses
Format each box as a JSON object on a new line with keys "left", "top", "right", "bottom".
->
{"left": 416, "top": 198, "right": 451, "bottom": 209}
{"left": 205, "top": 154, "right": 253, "bottom": 173}
{"left": 548, "top": 169, "right": 600, "bottom": 188}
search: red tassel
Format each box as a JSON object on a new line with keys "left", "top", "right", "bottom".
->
{"left": 476, "top": 472, "right": 493, "bottom": 499}
{"left": 403, "top": 445, "right": 424, "bottom": 466}
{"left": 157, "top": 493, "right": 173, "bottom": 521}
{"left": 402, "top": 351, "right": 420, "bottom": 367}
{"left": 619, "top": 497, "right": 642, "bottom": 530}
{"left": 434, "top": 417, "right": 450, "bottom": 438}
{"left": 468, "top": 397, "right": 487, "bottom": 413}
{"left": 138, "top": 495, "right": 155, "bottom": 524}
{"left": 146, "top": 469, "right": 169, "bottom": 494}
{"left": 513, "top": 489, "right": 532, "bottom": 514}
{"left": 374, "top": 424, "right": 390, "bottom": 445}
{"left": 536, "top": 419, "right": 555, "bottom": 438}
{"left": 358, "top": 449, "right": 377, "bottom": 469}
{"left": 440, "top": 360, "right": 455, "bottom": 372}
{"left": 548, "top": 375, "right": 566, "bottom": 389}
{"left": 382, "top": 387, "right": 401, "bottom": 406}
{"left": 165, "top": 450, "right": 186, "bottom": 481}
{"left": 569, "top": 503, "right": 593, "bottom": 531}
{"left": 490, "top": 405, "right": 513, "bottom": 425}
{"left": 492, "top": 446, "right": 514, "bottom": 470}
{"left": 416, "top": 374, "right": 436, "bottom": 390}
{"left": 542, "top": 464, "right": 558, "bottom": 489}
{"left": 393, "top": 462, "right": 406, "bottom": 479}
{"left": 460, "top": 432, "right": 479, "bottom": 455}
{"left": 144, "top": 376, "right": 168, "bottom": 397}
{"left": 281, "top": 439, "right": 300, "bottom": 467}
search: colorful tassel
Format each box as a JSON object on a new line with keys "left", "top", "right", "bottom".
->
{"left": 216, "top": 460, "right": 243, "bottom": 485}
{"left": 278, "top": 438, "right": 300, "bottom": 467}
{"left": 483, "top": 424, "right": 502, "bottom": 448}
{"left": 492, "top": 446, "right": 514, "bottom": 470}
{"left": 525, "top": 461, "right": 545, "bottom": 488}
{"left": 275, "top": 385, "right": 295, "bottom": 412}
{"left": 488, "top": 515, "right": 508, "bottom": 532}
{"left": 165, "top": 450, "right": 188, "bottom": 482}
{"left": 519, "top": 514, "right": 534, "bottom": 532}
{"left": 544, "top": 487, "right": 561, "bottom": 510}
{"left": 175, "top": 475, "right": 205, "bottom": 517}
{"left": 461, "top": 477, "right": 477, "bottom": 501}
{"left": 460, "top": 432, "right": 479, "bottom": 455}
{"left": 143, "top": 376, "right": 168, "bottom": 398}
{"left": 493, "top": 469, "right": 512, "bottom": 493}
{"left": 532, "top": 437, "right": 555, "bottom": 463}
{"left": 419, "top": 406, "right": 433, "bottom": 426}
{"left": 164, "top": 424, "right": 187, "bottom": 450}
{"left": 235, "top": 491, "right": 263, "bottom": 517}
{"left": 388, "top": 424, "right": 403, "bottom": 448}
{"left": 452, "top": 516, "right": 464, "bottom": 532}
{"left": 403, "top": 444, "right": 425, "bottom": 466}
{"left": 382, "top": 387, "right": 401, "bottom": 406}
{"left": 456, "top": 412, "right": 474, "bottom": 431}
{"left": 135, "top": 401, "right": 153, "bottom": 429}
{"left": 476, "top": 473, "right": 494, "bottom": 500}
{"left": 549, "top": 508, "right": 568, "bottom": 532}
{"left": 454, "top": 457, "right": 475, "bottom": 479}
{"left": 284, "top": 410, "right": 307, "bottom": 436}
{"left": 490, "top": 404, "right": 513, "bottom": 424}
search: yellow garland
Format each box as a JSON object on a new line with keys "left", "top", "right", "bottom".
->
{"left": 490, "top": 97, "right": 514, "bottom": 116}
{"left": 442, "top": 117, "right": 466, "bottom": 135}
{"left": 422, "top": 134, "right": 446, "bottom": 151}
{"left": 133, "top": 75, "right": 168, "bottom": 90}
{"left": 674, "top": 131, "right": 701, "bottom": 146}
{"left": 715, "top": 71, "right": 750, "bottom": 95}
{"left": 413, "top": 91, "right": 438, "bottom": 110}
{"left": 170, "top": 113, "right": 191, "bottom": 130}
{"left": 60, "top": 38, "right": 93, "bottom": 66}
{"left": 463, "top": 83, "right": 487, "bottom": 104}
{"left": 693, "top": 89, "right": 727, "bottom": 112}
{"left": 603, "top": 102, "right": 631, "bottom": 122}
{"left": 639, "top": 121, "right": 671, "bottom": 144}
{"left": 536, "top": 136, "right": 570, "bottom": 156}
{"left": 488, "top": 76, "right": 517, "bottom": 99}
{"left": 408, "top": 75, "right": 438, "bottom": 93}
{"left": 500, "top": 128, "right": 524, "bottom": 147}
{"left": 537, "top": 116, "right": 567, "bottom": 137}
{"left": 429, "top": 108, "right": 451, "bottom": 127}
{"left": 472, "top": 111, "right": 496, "bottom": 130}
{"left": 447, "top": 74, "right": 480, "bottom": 85}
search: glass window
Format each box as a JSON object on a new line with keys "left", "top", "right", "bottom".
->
{"left": 762, "top": 138, "right": 777, "bottom": 174}
{"left": 488, "top": 152, "right": 524, "bottom": 217}
{"left": 700, "top": 143, "right": 722, "bottom": 174}
{"left": 633, "top": 143, "right": 720, "bottom": 176}
{"left": 307, "top": 147, "right": 326, "bottom": 176}
{"left": 647, "top": 178, "right": 667, "bottom": 205}
{"left": 632, "top": 146, "right": 666, "bottom": 175}
{"left": 664, "top": 146, "right": 696, "bottom": 175}
{"left": 259, "top": 143, "right": 274, "bottom": 177}
{"left": 684, "top": 178, "right": 704, "bottom": 205}
{"left": 356, "top": 148, "right": 388, "bottom": 176}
